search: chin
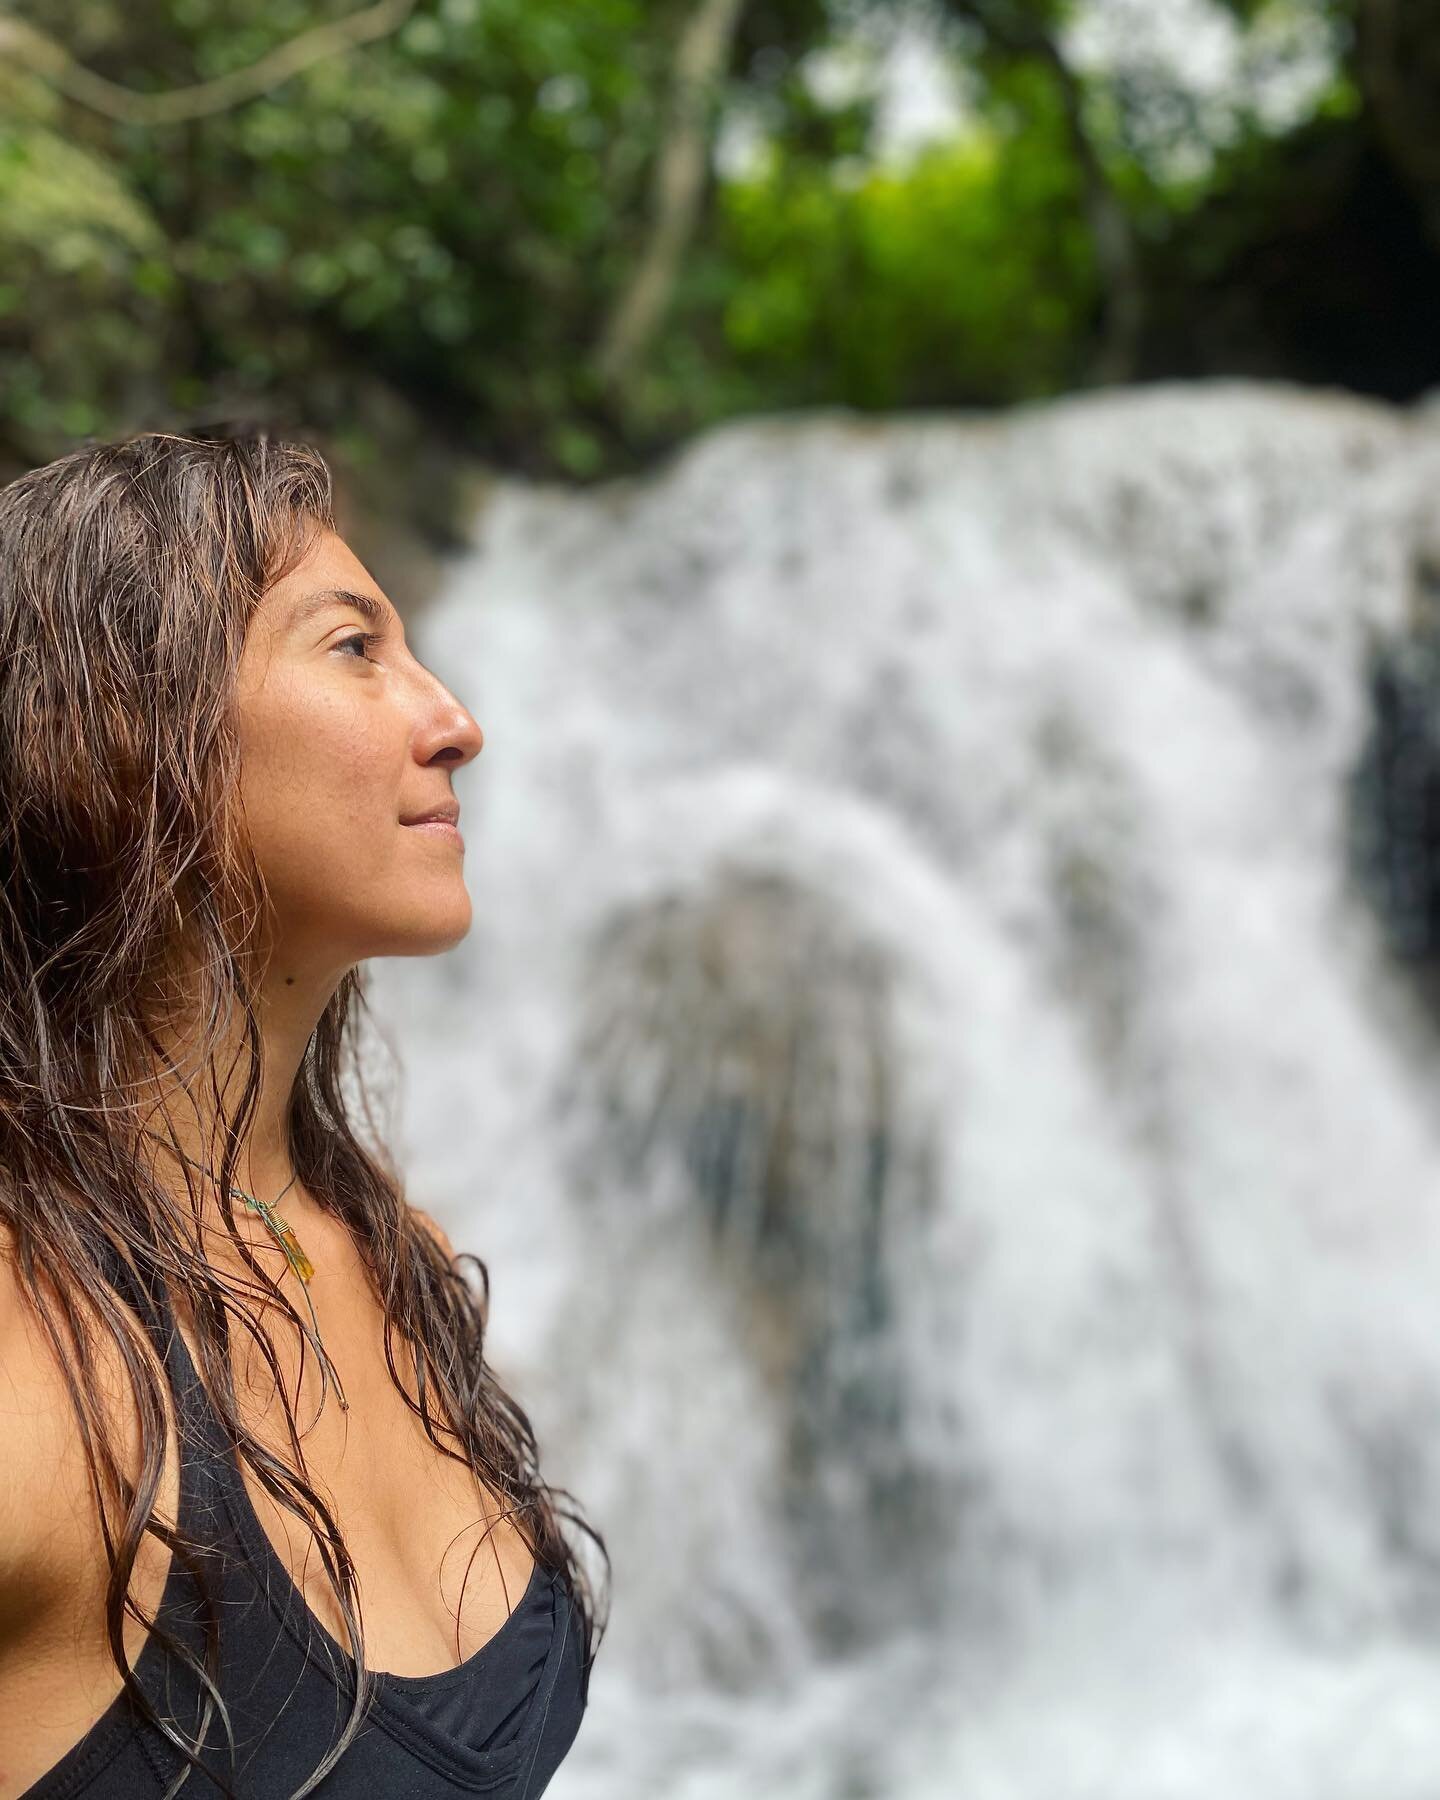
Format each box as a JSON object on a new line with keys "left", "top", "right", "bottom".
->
{"left": 398, "top": 899, "right": 474, "bottom": 957}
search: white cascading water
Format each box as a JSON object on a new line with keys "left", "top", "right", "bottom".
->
{"left": 367, "top": 382, "right": 1440, "bottom": 1798}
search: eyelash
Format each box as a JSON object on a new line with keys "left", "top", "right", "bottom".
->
{"left": 336, "top": 630, "right": 384, "bottom": 662}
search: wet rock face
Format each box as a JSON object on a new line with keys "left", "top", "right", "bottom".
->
{"left": 570, "top": 869, "right": 902, "bottom": 1282}
{"left": 1345, "top": 538, "right": 1440, "bottom": 998}
{"left": 1349, "top": 623, "right": 1440, "bottom": 967}
{"left": 560, "top": 865, "right": 947, "bottom": 1648}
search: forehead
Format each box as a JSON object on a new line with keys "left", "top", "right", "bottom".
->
{"left": 255, "top": 529, "right": 398, "bottom": 633}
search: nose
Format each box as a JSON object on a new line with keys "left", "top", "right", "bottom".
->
{"left": 416, "top": 679, "right": 484, "bottom": 770}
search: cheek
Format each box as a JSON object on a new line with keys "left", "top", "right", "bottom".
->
{"left": 238, "top": 692, "right": 396, "bottom": 882}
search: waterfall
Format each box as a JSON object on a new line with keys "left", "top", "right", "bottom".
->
{"left": 369, "top": 381, "right": 1440, "bottom": 1797}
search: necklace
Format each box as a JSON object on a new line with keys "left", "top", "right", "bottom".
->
{"left": 235, "top": 1178, "right": 314, "bottom": 1283}
{"left": 140, "top": 1131, "right": 349, "bottom": 1413}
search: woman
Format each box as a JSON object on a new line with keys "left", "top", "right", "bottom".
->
{"left": 0, "top": 428, "right": 607, "bottom": 1799}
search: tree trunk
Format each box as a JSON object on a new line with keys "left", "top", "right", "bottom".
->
{"left": 591, "top": 0, "right": 749, "bottom": 395}
{"left": 1356, "top": 0, "right": 1440, "bottom": 209}
{"left": 949, "top": 0, "right": 1143, "bottom": 386}
{"left": 1028, "top": 30, "right": 1143, "bottom": 386}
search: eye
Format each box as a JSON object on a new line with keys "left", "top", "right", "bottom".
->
{"left": 335, "top": 630, "right": 384, "bottom": 662}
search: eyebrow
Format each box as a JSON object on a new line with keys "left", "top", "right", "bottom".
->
{"left": 286, "top": 587, "right": 398, "bottom": 633}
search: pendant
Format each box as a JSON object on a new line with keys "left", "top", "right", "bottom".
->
{"left": 245, "top": 1197, "right": 316, "bottom": 1283}
{"left": 272, "top": 1216, "right": 316, "bottom": 1284}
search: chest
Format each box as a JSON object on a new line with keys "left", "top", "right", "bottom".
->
{"left": 187, "top": 1218, "right": 539, "bottom": 1677}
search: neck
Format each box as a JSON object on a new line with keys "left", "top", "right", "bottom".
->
{"left": 136, "top": 942, "right": 347, "bottom": 1232}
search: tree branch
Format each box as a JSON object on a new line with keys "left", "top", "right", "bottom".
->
{"left": 591, "top": 0, "right": 748, "bottom": 394}
{"left": 0, "top": 0, "right": 422, "bottom": 125}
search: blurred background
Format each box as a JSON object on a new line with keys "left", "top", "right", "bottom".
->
{"left": 12, "top": 1, "right": 1440, "bottom": 1794}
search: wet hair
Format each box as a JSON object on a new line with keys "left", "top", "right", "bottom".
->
{"left": 0, "top": 428, "right": 608, "bottom": 1798}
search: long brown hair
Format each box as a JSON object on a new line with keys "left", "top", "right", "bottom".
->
{"left": 0, "top": 427, "right": 608, "bottom": 1798}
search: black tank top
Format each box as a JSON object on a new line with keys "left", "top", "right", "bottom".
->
{"left": 19, "top": 1247, "right": 591, "bottom": 1799}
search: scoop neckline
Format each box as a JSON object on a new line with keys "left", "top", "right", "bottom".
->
{"left": 214, "top": 1458, "right": 578, "bottom": 1787}
{"left": 213, "top": 1387, "right": 555, "bottom": 1693}
{"left": 157, "top": 1296, "right": 557, "bottom": 1694}
{"left": 377, "top": 1555, "right": 549, "bottom": 1691}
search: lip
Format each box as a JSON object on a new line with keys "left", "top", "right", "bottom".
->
{"left": 402, "top": 818, "right": 464, "bottom": 849}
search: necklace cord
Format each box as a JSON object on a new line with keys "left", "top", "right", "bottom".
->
{"left": 138, "top": 1128, "right": 349, "bottom": 1413}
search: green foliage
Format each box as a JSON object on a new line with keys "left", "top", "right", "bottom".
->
{"left": 715, "top": 68, "right": 1097, "bottom": 408}
{"left": 0, "top": 0, "right": 1411, "bottom": 511}
{"left": 0, "top": 0, "right": 675, "bottom": 488}
{"left": 0, "top": 81, "right": 178, "bottom": 451}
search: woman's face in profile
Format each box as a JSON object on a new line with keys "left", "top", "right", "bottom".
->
{"left": 234, "top": 526, "right": 484, "bottom": 978}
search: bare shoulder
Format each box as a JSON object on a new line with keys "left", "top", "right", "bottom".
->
{"left": 0, "top": 1220, "right": 62, "bottom": 1472}
{"left": 0, "top": 1221, "right": 164, "bottom": 1640}
{"left": 0, "top": 1224, "right": 90, "bottom": 1625}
